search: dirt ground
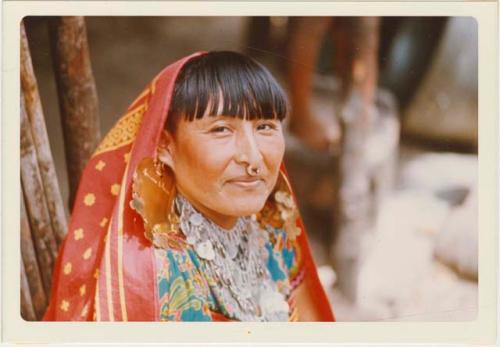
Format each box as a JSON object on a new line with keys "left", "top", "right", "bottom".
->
{"left": 318, "top": 145, "right": 478, "bottom": 321}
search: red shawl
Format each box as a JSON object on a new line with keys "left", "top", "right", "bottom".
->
{"left": 43, "top": 52, "right": 334, "bottom": 322}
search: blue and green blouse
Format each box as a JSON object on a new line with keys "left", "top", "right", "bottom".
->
{"left": 154, "top": 225, "right": 301, "bottom": 321}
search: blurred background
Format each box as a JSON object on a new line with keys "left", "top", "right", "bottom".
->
{"left": 21, "top": 16, "right": 478, "bottom": 321}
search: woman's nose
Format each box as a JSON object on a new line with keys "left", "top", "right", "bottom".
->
{"left": 234, "top": 126, "right": 263, "bottom": 166}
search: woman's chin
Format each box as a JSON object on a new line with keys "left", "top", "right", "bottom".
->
{"left": 220, "top": 196, "right": 268, "bottom": 218}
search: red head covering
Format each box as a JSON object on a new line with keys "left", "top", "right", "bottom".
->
{"left": 43, "top": 52, "right": 334, "bottom": 321}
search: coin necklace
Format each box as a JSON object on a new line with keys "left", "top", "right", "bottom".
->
{"left": 175, "top": 194, "right": 290, "bottom": 321}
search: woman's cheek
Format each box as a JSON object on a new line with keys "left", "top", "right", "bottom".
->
{"left": 261, "top": 135, "right": 285, "bottom": 163}
{"left": 199, "top": 144, "right": 235, "bottom": 177}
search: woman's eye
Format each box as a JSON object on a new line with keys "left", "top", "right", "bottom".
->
{"left": 210, "top": 126, "right": 231, "bottom": 134}
{"left": 256, "top": 123, "right": 277, "bottom": 131}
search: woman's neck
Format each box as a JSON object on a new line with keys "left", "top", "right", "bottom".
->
{"left": 176, "top": 190, "right": 238, "bottom": 230}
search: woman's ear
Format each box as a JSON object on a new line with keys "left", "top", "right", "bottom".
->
{"left": 157, "top": 130, "right": 175, "bottom": 170}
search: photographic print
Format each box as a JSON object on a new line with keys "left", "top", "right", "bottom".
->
{"left": 2, "top": 1, "right": 498, "bottom": 345}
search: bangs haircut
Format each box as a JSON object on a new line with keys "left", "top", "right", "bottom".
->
{"left": 166, "top": 51, "right": 289, "bottom": 132}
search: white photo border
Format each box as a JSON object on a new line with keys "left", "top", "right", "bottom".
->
{"left": 2, "top": 1, "right": 497, "bottom": 344}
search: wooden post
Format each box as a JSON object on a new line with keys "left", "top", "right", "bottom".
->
{"left": 21, "top": 22, "right": 68, "bottom": 245}
{"left": 246, "top": 17, "right": 272, "bottom": 54}
{"left": 21, "top": 261, "right": 37, "bottom": 321}
{"left": 21, "top": 91, "right": 58, "bottom": 295}
{"left": 333, "top": 17, "right": 380, "bottom": 123}
{"left": 330, "top": 17, "right": 382, "bottom": 302}
{"left": 21, "top": 195, "right": 48, "bottom": 320}
{"left": 49, "top": 16, "right": 101, "bottom": 207}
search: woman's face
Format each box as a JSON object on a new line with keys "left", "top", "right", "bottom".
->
{"left": 160, "top": 114, "right": 285, "bottom": 229}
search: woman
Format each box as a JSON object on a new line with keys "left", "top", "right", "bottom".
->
{"left": 43, "top": 51, "right": 335, "bottom": 321}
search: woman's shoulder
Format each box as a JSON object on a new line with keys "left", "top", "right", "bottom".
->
{"left": 256, "top": 197, "right": 305, "bottom": 286}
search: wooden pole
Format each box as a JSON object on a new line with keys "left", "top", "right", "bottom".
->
{"left": 21, "top": 91, "right": 58, "bottom": 295}
{"left": 21, "top": 194, "right": 48, "bottom": 320}
{"left": 246, "top": 17, "right": 272, "bottom": 54}
{"left": 333, "top": 17, "right": 380, "bottom": 123}
{"left": 21, "top": 21, "right": 68, "bottom": 245}
{"left": 48, "top": 16, "right": 101, "bottom": 207}
{"left": 21, "top": 261, "right": 37, "bottom": 321}
{"left": 330, "top": 17, "right": 381, "bottom": 301}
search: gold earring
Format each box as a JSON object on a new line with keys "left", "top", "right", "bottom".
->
{"left": 165, "top": 198, "right": 180, "bottom": 233}
{"left": 131, "top": 157, "right": 184, "bottom": 250}
{"left": 256, "top": 170, "right": 302, "bottom": 241}
{"left": 153, "top": 157, "right": 165, "bottom": 177}
{"left": 150, "top": 196, "right": 183, "bottom": 250}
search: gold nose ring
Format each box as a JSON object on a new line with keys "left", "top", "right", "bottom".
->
{"left": 247, "top": 165, "right": 260, "bottom": 176}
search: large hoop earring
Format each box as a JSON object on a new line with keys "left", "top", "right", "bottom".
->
{"left": 131, "top": 157, "right": 184, "bottom": 250}
{"left": 274, "top": 171, "right": 302, "bottom": 241}
{"left": 256, "top": 170, "right": 302, "bottom": 241}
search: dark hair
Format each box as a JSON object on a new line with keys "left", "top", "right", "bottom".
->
{"left": 166, "top": 51, "right": 288, "bottom": 132}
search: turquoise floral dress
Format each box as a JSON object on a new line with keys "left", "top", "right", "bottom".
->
{"left": 154, "top": 224, "right": 302, "bottom": 321}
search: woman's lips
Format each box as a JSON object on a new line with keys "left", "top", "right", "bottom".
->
{"left": 226, "top": 176, "right": 264, "bottom": 189}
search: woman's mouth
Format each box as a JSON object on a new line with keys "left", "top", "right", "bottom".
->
{"left": 226, "top": 176, "right": 264, "bottom": 189}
